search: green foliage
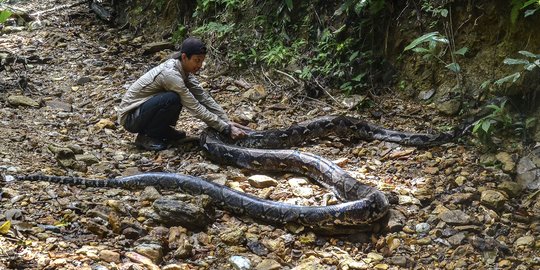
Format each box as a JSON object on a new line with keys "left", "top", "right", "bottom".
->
{"left": 511, "top": 0, "right": 540, "bottom": 25}
{"left": 472, "top": 100, "right": 513, "bottom": 145}
{"left": 0, "top": 9, "right": 11, "bottom": 24}
{"left": 188, "top": 0, "right": 389, "bottom": 94}
{"left": 404, "top": 31, "right": 467, "bottom": 74}
{"left": 493, "top": 50, "right": 540, "bottom": 89}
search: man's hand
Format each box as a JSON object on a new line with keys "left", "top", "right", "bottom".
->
{"left": 230, "top": 122, "right": 252, "bottom": 131}
{"left": 230, "top": 125, "right": 247, "bottom": 140}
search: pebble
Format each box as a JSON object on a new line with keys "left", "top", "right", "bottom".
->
{"left": 125, "top": 251, "right": 160, "bottom": 270}
{"left": 248, "top": 175, "right": 278, "bottom": 188}
{"left": 514, "top": 235, "right": 535, "bottom": 247}
{"left": 480, "top": 190, "right": 507, "bottom": 209}
{"left": 229, "top": 255, "right": 251, "bottom": 270}
{"left": 254, "top": 259, "right": 281, "bottom": 270}
{"left": 497, "top": 181, "right": 522, "bottom": 198}
{"left": 389, "top": 256, "right": 407, "bottom": 267}
{"left": 99, "top": 250, "right": 121, "bottom": 263}
{"left": 415, "top": 222, "right": 431, "bottom": 234}
{"left": 438, "top": 210, "right": 472, "bottom": 225}
{"left": 134, "top": 243, "right": 163, "bottom": 264}
{"left": 447, "top": 232, "right": 466, "bottom": 246}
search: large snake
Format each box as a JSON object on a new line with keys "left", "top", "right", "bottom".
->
{"left": 14, "top": 115, "right": 471, "bottom": 232}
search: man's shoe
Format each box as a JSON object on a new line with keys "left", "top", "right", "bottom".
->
{"left": 135, "top": 134, "right": 167, "bottom": 151}
{"left": 163, "top": 128, "right": 186, "bottom": 141}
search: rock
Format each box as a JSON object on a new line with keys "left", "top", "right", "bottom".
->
{"left": 341, "top": 95, "right": 366, "bottom": 109}
{"left": 220, "top": 227, "right": 246, "bottom": 245}
{"left": 497, "top": 181, "right": 522, "bottom": 198}
{"left": 516, "top": 149, "right": 540, "bottom": 190}
{"left": 367, "top": 252, "right": 384, "bottom": 262}
{"left": 44, "top": 99, "right": 72, "bottom": 111}
{"left": 7, "top": 95, "right": 40, "bottom": 107}
{"left": 242, "top": 84, "right": 267, "bottom": 101}
{"left": 142, "top": 41, "right": 175, "bottom": 55}
{"left": 514, "top": 235, "right": 535, "bottom": 247}
{"left": 168, "top": 227, "right": 192, "bottom": 259}
{"left": 48, "top": 145, "right": 75, "bottom": 159}
{"left": 496, "top": 152, "right": 515, "bottom": 173}
{"left": 418, "top": 89, "right": 435, "bottom": 100}
{"left": 75, "top": 154, "right": 99, "bottom": 165}
{"left": 163, "top": 264, "right": 189, "bottom": 270}
{"left": 437, "top": 99, "right": 461, "bottom": 115}
{"left": 99, "top": 250, "right": 121, "bottom": 263}
{"left": 447, "top": 232, "right": 466, "bottom": 246}
{"left": 248, "top": 175, "right": 278, "bottom": 188}
{"left": 76, "top": 76, "right": 91, "bottom": 85}
{"left": 454, "top": 176, "right": 467, "bottom": 186}
{"left": 398, "top": 195, "right": 421, "bottom": 205}
{"left": 374, "top": 264, "right": 389, "bottom": 270}
{"left": 415, "top": 223, "right": 431, "bottom": 234}
{"left": 153, "top": 198, "right": 212, "bottom": 229}
{"left": 4, "top": 209, "right": 22, "bottom": 220}
{"left": 229, "top": 255, "right": 251, "bottom": 270}
{"left": 125, "top": 251, "right": 160, "bottom": 270}
{"left": 438, "top": 210, "right": 472, "bottom": 225}
{"left": 95, "top": 119, "right": 116, "bottom": 130}
{"left": 389, "top": 256, "right": 408, "bottom": 267}
{"left": 141, "top": 186, "right": 161, "bottom": 202}
{"left": 386, "top": 209, "right": 406, "bottom": 232}
{"left": 293, "top": 256, "right": 326, "bottom": 270}
{"left": 480, "top": 190, "right": 507, "bottom": 209}
{"left": 247, "top": 240, "right": 269, "bottom": 256}
{"left": 255, "top": 259, "right": 281, "bottom": 270}
{"left": 134, "top": 243, "right": 163, "bottom": 264}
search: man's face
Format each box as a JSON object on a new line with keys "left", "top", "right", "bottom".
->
{"left": 182, "top": 53, "right": 206, "bottom": 74}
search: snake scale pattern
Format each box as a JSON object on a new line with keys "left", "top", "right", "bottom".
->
{"left": 16, "top": 115, "right": 469, "bottom": 232}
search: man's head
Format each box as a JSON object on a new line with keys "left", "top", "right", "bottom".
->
{"left": 180, "top": 37, "right": 207, "bottom": 74}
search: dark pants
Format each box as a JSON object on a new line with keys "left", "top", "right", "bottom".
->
{"left": 123, "top": 91, "right": 182, "bottom": 139}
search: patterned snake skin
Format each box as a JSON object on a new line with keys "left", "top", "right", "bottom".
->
{"left": 16, "top": 115, "right": 471, "bottom": 232}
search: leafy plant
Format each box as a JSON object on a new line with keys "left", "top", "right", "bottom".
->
{"left": 472, "top": 100, "right": 513, "bottom": 145}
{"left": 404, "top": 31, "right": 468, "bottom": 74}
{"left": 0, "top": 9, "right": 11, "bottom": 24}
{"left": 511, "top": 0, "right": 540, "bottom": 25}
{"left": 494, "top": 50, "right": 540, "bottom": 88}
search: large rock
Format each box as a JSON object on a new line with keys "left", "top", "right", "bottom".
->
{"left": 516, "top": 147, "right": 540, "bottom": 190}
{"left": 480, "top": 190, "right": 507, "bottom": 209}
{"left": 7, "top": 95, "right": 40, "bottom": 107}
{"left": 152, "top": 198, "right": 213, "bottom": 229}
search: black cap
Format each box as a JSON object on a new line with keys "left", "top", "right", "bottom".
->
{"left": 181, "top": 37, "right": 207, "bottom": 57}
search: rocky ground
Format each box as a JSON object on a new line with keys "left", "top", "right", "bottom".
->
{"left": 1, "top": 1, "right": 539, "bottom": 269}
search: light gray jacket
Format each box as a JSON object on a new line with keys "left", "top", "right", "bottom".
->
{"left": 118, "top": 59, "right": 230, "bottom": 132}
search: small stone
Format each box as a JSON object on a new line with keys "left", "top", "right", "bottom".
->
{"left": 229, "top": 255, "right": 251, "bottom": 270}
{"left": 398, "top": 195, "right": 421, "bottom": 205}
{"left": 163, "top": 264, "right": 188, "bottom": 270}
{"left": 95, "top": 119, "right": 116, "bottom": 130}
{"left": 454, "top": 176, "right": 466, "bottom": 186}
{"left": 75, "top": 154, "right": 99, "bottom": 165}
{"left": 220, "top": 227, "right": 246, "bottom": 245}
{"left": 497, "top": 181, "right": 522, "bottom": 198}
{"left": 76, "top": 76, "right": 92, "bottom": 85}
{"left": 242, "top": 84, "right": 267, "bottom": 101}
{"left": 367, "top": 252, "right": 384, "bottom": 262}
{"left": 7, "top": 95, "right": 40, "bottom": 107}
{"left": 415, "top": 223, "right": 431, "bottom": 234}
{"left": 125, "top": 251, "right": 160, "bottom": 270}
{"left": 254, "top": 259, "right": 281, "bottom": 270}
{"left": 44, "top": 99, "right": 72, "bottom": 111}
{"left": 389, "top": 256, "right": 407, "bottom": 267}
{"left": 134, "top": 243, "right": 163, "bottom": 264}
{"left": 514, "top": 235, "right": 535, "bottom": 247}
{"left": 141, "top": 186, "right": 161, "bottom": 202}
{"left": 374, "top": 263, "right": 389, "bottom": 270}
{"left": 4, "top": 209, "right": 23, "bottom": 220}
{"left": 247, "top": 240, "right": 269, "bottom": 256}
{"left": 438, "top": 210, "right": 472, "bottom": 225}
{"left": 99, "top": 250, "right": 121, "bottom": 263}
{"left": 496, "top": 152, "right": 515, "bottom": 173}
{"left": 248, "top": 175, "right": 278, "bottom": 188}
{"left": 447, "top": 232, "right": 466, "bottom": 246}
{"left": 498, "top": 260, "right": 513, "bottom": 268}
{"left": 480, "top": 190, "right": 507, "bottom": 209}
{"left": 416, "top": 237, "right": 431, "bottom": 245}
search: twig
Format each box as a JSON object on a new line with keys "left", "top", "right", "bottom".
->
{"left": 314, "top": 79, "right": 344, "bottom": 108}
{"left": 261, "top": 67, "right": 277, "bottom": 87}
{"left": 274, "top": 69, "right": 299, "bottom": 84}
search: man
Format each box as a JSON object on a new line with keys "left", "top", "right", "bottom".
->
{"left": 118, "top": 37, "right": 246, "bottom": 151}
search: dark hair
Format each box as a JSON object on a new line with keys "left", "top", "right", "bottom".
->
{"left": 180, "top": 37, "right": 207, "bottom": 58}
